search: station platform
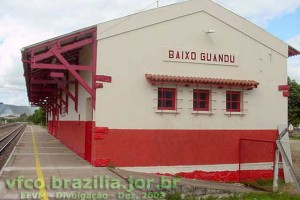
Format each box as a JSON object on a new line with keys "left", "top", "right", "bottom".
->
{"left": 0, "top": 125, "right": 255, "bottom": 200}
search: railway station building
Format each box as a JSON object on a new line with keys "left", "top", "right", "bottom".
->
{"left": 22, "top": 0, "right": 300, "bottom": 180}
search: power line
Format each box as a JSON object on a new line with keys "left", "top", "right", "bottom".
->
{"left": 101, "top": 0, "right": 110, "bottom": 10}
{"left": 98, "top": 0, "right": 159, "bottom": 35}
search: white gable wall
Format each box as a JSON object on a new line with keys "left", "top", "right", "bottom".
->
{"left": 95, "top": 9, "right": 288, "bottom": 130}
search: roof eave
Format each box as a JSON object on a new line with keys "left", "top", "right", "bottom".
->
{"left": 288, "top": 45, "right": 300, "bottom": 57}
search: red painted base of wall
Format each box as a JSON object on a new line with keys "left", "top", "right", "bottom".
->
{"left": 92, "top": 129, "right": 277, "bottom": 167}
{"left": 48, "top": 120, "right": 93, "bottom": 160}
{"left": 156, "top": 170, "right": 284, "bottom": 183}
{"left": 48, "top": 120, "right": 278, "bottom": 174}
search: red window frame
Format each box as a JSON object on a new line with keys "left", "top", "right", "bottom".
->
{"left": 193, "top": 89, "right": 210, "bottom": 111}
{"left": 226, "top": 91, "right": 241, "bottom": 112}
{"left": 157, "top": 88, "right": 176, "bottom": 110}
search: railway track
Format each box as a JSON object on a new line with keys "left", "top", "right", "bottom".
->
{"left": 0, "top": 123, "right": 26, "bottom": 153}
{"left": 0, "top": 123, "right": 17, "bottom": 131}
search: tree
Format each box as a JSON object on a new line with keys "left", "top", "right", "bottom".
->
{"left": 18, "top": 113, "right": 29, "bottom": 122}
{"left": 288, "top": 77, "right": 300, "bottom": 126}
{"left": 28, "top": 107, "right": 46, "bottom": 126}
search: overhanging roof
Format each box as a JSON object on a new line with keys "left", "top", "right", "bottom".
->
{"left": 289, "top": 46, "right": 300, "bottom": 57}
{"left": 22, "top": 26, "right": 97, "bottom": 111}
{"left": 145, "top": 73, "right": 259, "bottom": 90}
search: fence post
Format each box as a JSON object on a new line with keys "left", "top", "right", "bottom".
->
{"left": 273, "top": 148, "right": 280, "bottom": 192}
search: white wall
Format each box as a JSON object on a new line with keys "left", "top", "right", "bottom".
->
{"left": 95, "top": 7, "right": 288, "bottom": 130}
{"left": 55, "top": 45, "right": 94, "bottom": 122}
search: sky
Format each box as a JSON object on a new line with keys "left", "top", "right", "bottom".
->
{"left": 0, "top": 0, "right": 299, "bottom": 106}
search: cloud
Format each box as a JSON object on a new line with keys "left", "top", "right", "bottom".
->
{"left": 287, "top": 34, "right": 300, "bottom": 49}
{"left": 0, "top": 0, "right": 299, "bottom": 105}
{"left": 0, "top": 0, "right": 180, "bottom": 105}
{"left": 213, "top": 0, "right": 300, "bottom": 27}
{"left": 287, "top": 35, "right": 300, "bottom": 82}
{"left": 0, "top": 88, "right": 28, "bottom": 105}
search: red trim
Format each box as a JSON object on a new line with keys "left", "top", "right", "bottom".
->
{"left": 157, "top": 88, "right": 176, "bottom": 110}
{"left": 226, "top": 91, "right": 241, "bottom": 112}
{"left": 193, "top": 89, "right": 210, "bottom": 111}
{"left": 47, "top": 120, "right": 279, "bottom": 183}
{"left": 92, "top": 128, "right": 277, "bottom": 167}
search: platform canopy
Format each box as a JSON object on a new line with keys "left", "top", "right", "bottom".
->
{"left": 22, "top": 26, "right": 99, "bottom": 114}
{"left": 289, "top": 46, "right": 300, "bottom": 57}
{"left": 145, "top": 73, "right": 259, "bottom": 90}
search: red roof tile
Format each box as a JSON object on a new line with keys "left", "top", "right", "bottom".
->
{"left": 145, "top": 73, "right": 259, "bottom": 89}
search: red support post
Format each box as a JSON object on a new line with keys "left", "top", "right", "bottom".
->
{"left": 92, "top": 31, "right": 97, "bottom": 110}
{"left": 66, "top": 73, "right": 69, "bottom": 114}
{"left": 55, "top": 79, "right": 76, "bottom": 102}
{"left": 75, "top": 80, "right": 78, "bottom": 112}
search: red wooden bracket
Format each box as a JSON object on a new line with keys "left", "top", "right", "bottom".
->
{"left": 283, "top": 91, "right": 290, "bottom": 97}
{"left": 278, "top": 85, "right": 289, "bottom": 91}
{"left": 95, "top": 75, "right": 112, "bottom": 83}
{"left": 53, "top": 92, "right": 67, "bottom": 106}
{"left": 96, "top": 83, "right": 103, "bottom": 88}
{"left": 51, "top": 49, "right": 94, "bottom": 97}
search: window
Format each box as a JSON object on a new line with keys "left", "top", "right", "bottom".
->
{"left": 226, "top": 91, "right": 241, "bottom": 112}
{"left": 158, "top": 88, "right": 176, "bottom": 110}
{"left": 193, "top": 90, "right": 210, "bottom": 111}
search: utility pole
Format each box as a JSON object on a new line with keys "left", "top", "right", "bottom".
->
{"left": 157, "top": 0, "right": 159, "bottom": 8}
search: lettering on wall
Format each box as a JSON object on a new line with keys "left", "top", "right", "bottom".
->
{"left": 163, "top": 48, "right": 239, "bottom": 66}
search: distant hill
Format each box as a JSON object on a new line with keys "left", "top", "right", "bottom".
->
{"left": 0, "top": 103, "right": 38, "bottom": 117}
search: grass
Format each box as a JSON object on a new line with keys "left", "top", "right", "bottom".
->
{"left": 166, "top": 192, "right": 300, "bottom": 200}
{"left": 166, "top": 192, "right": 199, "bottom": 200}
{"left": 242, "top": 178, "right": 285, "bottom": 191}
{"left": 290, "top": 136, "right": 300, "bottom": 140}
{"left": 166, "top": 179, "right": 300, "bottom": 200}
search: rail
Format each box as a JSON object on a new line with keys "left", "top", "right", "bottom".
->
{"left": 0, "top": 123, "right": 26, "bottom": 153}
{"left": 0, "top": 123, "right": 17, "bottom": 130}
